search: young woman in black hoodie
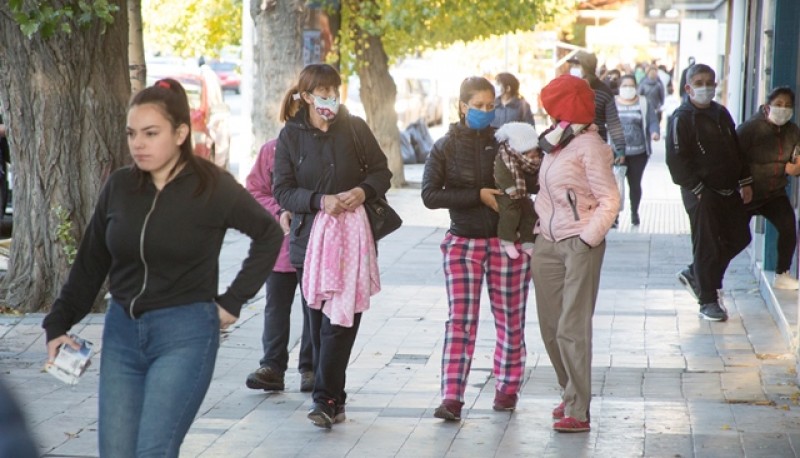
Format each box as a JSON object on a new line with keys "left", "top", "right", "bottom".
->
{"left": 42, "top": 79, "right": 283, "bottom": 457}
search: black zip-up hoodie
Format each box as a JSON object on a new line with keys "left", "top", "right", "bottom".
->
{"left": 422, "top": 122, "right": 536, "bottom": 238}
{"left": 666, "top": 100, "right": 753, "bottom": 195}
{"left": 272, "top": 106, "right": 392, "bottom": 267}
{"left": 736, "top": 107, "right": 800, "bottom": 202}
{"left": 42, "top": 164, "right": 284, "bottom": 342}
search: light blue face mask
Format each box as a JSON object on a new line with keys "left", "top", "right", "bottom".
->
{"left": 466, "top": 108, "right": 495, "bottom": 130}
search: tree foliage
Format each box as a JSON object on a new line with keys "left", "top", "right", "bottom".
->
{"left": 336, "top": 0, "right": 577, "bottom": 74}
{"left": 142, "top": 0, "right": 242, "bottom": 57}
{"left": 9, "top": 0, "right": 119, "bottom": 38}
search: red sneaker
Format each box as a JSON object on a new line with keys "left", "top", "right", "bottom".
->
{"left": 552, "top": 401, "right": 565, "bottom": 419}
{"left": 492, "top": 390, "right": 518, "bottom": 411}
{"left": 553, "top": 416, "right": 590, "bottom": 433}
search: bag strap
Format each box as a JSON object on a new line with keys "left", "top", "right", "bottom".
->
{"left": 349, "top": 115, "right": 372, "bottom": 181}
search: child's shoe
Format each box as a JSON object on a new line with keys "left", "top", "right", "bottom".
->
{"left": 500, "top": 241, "right": 520, "bottom": 259}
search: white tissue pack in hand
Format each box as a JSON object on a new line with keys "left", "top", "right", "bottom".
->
{"left": 45, "top": 334, "right": 94, "bottom": 385}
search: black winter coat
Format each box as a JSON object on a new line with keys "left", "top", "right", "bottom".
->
{"left": 666, "top": 101, "right": 753, "bottom": 195}
{"left": 273, "top": 106, "right": 392, "bottom": 267}
{"left": 422, "top": 122, "right": 537, "bottom": 238}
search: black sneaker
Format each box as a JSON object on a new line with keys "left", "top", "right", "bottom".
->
{"left": 308, "top": 401, "right": 335, "bottom": 429}
{"left": 300, "top": 370, "right": 314, "bottom": 393}
{"left": 677, "top": 267, "right": 700, "bottom": 300}
{"left": 699, "top": 301, "right": 728, "bottom": 322}
{"left": 245, "top": 366, "right": 285, "bottom": 391}
{"left": 631, "top": 213, "right": 640, "bottom": 226}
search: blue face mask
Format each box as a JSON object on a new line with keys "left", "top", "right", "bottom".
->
{"left": 466, "top": 108, "right": 495, "bottom": 130}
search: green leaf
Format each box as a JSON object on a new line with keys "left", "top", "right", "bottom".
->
{"left": 19, "top": 21, "right": 39, "bottom": 38}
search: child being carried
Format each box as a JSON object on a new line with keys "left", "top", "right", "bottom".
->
{"left": 494, "top": 122, "right": 541, "bottom": 259}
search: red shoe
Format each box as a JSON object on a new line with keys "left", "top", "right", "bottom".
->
{"left": 553, "top": 416, "right": 590, "bottom": 433}
{"left": 492, "top": 390, "right": 518, "bottom": 411}
{"left": 552, "top": 401, "right": 565, "bottom": 419}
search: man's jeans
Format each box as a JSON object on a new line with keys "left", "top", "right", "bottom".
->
{"left": 99, "top": 301, "right": 219, "bottom": 458}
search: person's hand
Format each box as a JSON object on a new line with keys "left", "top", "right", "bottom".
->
{"left": 217, "top": 304, "right": 237, "bottom": 330}
{"left": 46, "top": 335, "right": 80, "bottom": 364}
{"left": 614, "top": 155, "right": 626, "bottom": 165}
{"left": 480, "top": 188, "right": 502, "bottom": 212}
{"left": 740, "top": 185, "right": 753, "bottom": 204}
{"left": 785, "top": 160, "right": 800, "bottom": 176}
{"left": 322, "top": 195, "right": 348, "bottom": 216}
{"left": 0, "top": 124, "right": 6, "bottom": 138}
{"left": 279, "top": 210, "right": 292, "bottom": 234}
{"left": 336, "top": 187, "right": 366, "bottom": 212}
{"left": 652, "top": 132, "right": 661, "bottom": 141}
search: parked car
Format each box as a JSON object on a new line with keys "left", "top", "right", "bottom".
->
{"left": 146, "top": 63, "right": 232, "bottom": 170}
{"left": 208, "top": 60, "right": 241, "bottom": 94}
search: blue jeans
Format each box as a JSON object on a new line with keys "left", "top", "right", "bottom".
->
{"left": 99, "top": 301, "right": 219, "bottom": 458}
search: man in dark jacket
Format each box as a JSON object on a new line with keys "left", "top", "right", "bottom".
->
{"left": 666, "top": 63, "right": 753, "bottom": 322}
{"left": 567, "top": 51, "right": 626, "bottom": 155}
{"left": 736, "top": 86, "right": 800, "bottom": 290}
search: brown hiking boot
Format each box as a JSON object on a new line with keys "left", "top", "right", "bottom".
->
{"left": 245, "top": 366, "right": 285, "bottom": 391}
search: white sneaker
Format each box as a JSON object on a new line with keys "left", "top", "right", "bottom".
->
{"left": 774, "top": 272, "right": 799, "bottom": 290}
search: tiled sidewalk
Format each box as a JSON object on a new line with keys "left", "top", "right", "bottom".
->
{"left": 1, "top": 141, "right": 800, "bottom": 457}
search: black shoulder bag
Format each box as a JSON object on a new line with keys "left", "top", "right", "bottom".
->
{"left": 349, "top": 118, "right": 403, "bottom": 241}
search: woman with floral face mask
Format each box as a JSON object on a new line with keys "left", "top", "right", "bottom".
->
{"left": 273, "top": 64, "right": 392, "bottom": 428}
{"left": 736, "top": 86, "right": 800, "bottom": 290}
{"left": 422, "top": 76, "right": 535, "bottom": 420}
{"left": 614, "top": 75, "right": 661, "bottom": 226}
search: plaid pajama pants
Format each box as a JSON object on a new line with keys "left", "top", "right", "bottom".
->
{"left": 439, "top": 233, "right": 531, "bottom": 402}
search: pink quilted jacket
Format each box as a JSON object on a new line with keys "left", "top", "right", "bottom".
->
{"left": 534, "top": 125, "right": 620, "bottom": 247}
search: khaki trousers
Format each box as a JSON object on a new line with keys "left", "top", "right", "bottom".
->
{"left": 531, "top": 236, "right": 605, "bottom": 422}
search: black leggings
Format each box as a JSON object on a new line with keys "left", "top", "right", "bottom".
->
{"left": 746, "top": 194, "right": 797, "bottom": 274}
{"left": 625, "top": 154, "right": 648, "bottom": 215}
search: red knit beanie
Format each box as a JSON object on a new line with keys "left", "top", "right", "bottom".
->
{"left": 540, "top": 75, "right": 596, "bottom": 124}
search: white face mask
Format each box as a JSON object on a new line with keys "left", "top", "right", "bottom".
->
{"left": 569, "top": 67, "right": 584, "bottom": 78}
{"left": 619, "top": 87, "right": 637, "bottom": 100}
{"left": 494, "top": 84, "right": 504, "bottom": 97}
{"left": 768, "top": 106, "right": 793, "bottom": 126}
{"left": 690, "top": 86, "right": 715, "bottom": 105}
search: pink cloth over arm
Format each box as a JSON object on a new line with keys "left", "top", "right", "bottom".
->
{"left": 302, "top": 206, "right": 381, "bottom": 327}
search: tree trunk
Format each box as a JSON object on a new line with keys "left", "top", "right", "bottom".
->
{"left": 251, "top": 0, "right": 305, "bottom": 148}
{"left": 352, "top": 6, "right": 405, "bottom": 188}
{"left": 128, "top": 0, "right": 146, "bottom": 94}
{"left": 0, "top": 3, "right": 131, "bottom": 312}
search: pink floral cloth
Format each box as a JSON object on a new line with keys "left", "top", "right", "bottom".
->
{"left": 302, "top": 206, "right": 380, "bottom": 327}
